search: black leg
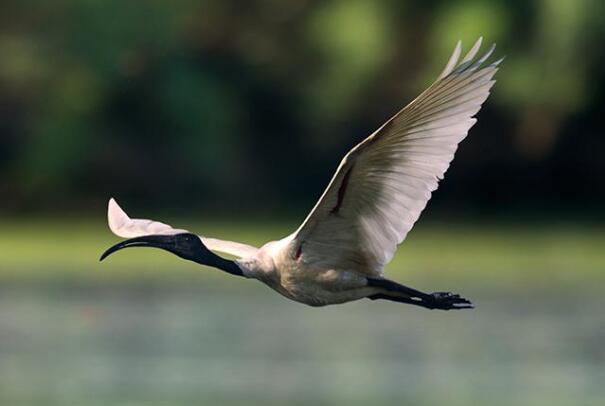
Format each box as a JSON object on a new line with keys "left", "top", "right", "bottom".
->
{"left": 367, "top": 293, "right": 424, "bottom": 307}
{"left": 367, "top": 278, "right": 432, "bottom": 301}
{"left": 367, "top": 278, "right": 474, "bottom": 310}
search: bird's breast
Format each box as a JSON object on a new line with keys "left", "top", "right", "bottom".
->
{"left": 276, "top": 262, "right": 371, "bottom": 306}
{"left": 247, "top": 237, "right": 372, "bottom": 306}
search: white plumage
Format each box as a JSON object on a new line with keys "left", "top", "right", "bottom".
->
{"left": 102, "top": 38, "right": 501, "bottom": 310}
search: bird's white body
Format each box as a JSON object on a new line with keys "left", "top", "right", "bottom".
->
{"left": 237, "top": 236, "right": 375, "bottom": 306}
{"left": 104, "top": 38, "right": 501, "bottom": 309}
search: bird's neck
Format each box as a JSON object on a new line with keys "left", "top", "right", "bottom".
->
{"left": 195, "top": 250, "right": 244, "bottom": 277}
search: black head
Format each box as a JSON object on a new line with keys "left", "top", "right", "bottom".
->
{"left": 100, "top": 233, "right": 211, "bottom": 263}
{"left": 100, "top": 232, "right": 244, "bottom": 276}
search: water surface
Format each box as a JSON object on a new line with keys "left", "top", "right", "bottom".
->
{"left": 1, "top": 282, "right": 603, "bottom": 406}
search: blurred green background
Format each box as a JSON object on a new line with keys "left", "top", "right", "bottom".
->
{"left": 0, "top": 0, "right": 604, "bottom": 405}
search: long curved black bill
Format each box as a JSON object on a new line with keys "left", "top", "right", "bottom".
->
{"left": 100, "top": 235, "right": 177, "bottom": 262}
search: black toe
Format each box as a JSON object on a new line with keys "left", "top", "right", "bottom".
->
{"left": 428, "top": 291, "right": 474, "bottom": 310}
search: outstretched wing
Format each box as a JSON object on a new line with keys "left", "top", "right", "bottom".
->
{"left": 292, "top": 38, "right": 502, "bottom": 277}
{"left": 106, "top": 198, "right": 259, "bottom": 258}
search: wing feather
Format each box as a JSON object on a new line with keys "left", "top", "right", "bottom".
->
{"left": 292, "top": 40, "right": 500, "bottom": 276}
{"left": 107, "top": 198, "right": 258, "bottom": 258}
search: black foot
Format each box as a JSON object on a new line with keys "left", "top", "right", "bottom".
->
{"left": 426, "top": 292, "right": 474, "bottom": 310}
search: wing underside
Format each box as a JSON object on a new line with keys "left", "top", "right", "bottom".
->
{"left": 292, "top": 38, "right": 501, "bottom": 277}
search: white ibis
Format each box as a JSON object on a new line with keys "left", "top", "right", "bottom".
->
{"left": 101, "top": 38, "right": 501, "bottom": 310}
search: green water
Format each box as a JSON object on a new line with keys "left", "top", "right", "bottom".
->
{"left": 1, "top": 282, "right": 603, "bottom": 406}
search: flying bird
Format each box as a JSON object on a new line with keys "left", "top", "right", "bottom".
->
{"left": 101, "top": 38, "right": 502, "bottom": 310}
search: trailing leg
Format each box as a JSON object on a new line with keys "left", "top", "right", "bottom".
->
{"left": 366, "top": 278, "right": 473, "bottom": 310}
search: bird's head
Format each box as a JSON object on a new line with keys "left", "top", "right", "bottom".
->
{"left": 100, "top": 233, "right": 212, "bottom": 263}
